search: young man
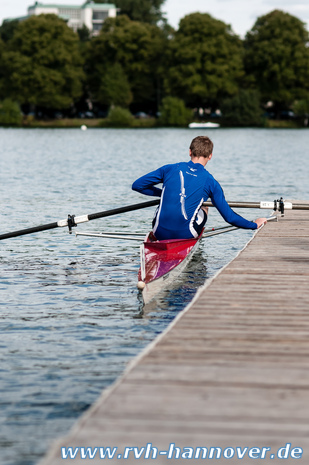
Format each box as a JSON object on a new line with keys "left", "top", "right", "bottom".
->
{"left": 132, "top": 136, "right": 267, "bottom": 240}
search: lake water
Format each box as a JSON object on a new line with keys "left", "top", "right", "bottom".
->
{"left": 0, "top": 128, "right": 308, "bottom": 465}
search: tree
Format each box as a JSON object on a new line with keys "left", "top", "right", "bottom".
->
{"left": 77, "top": 24, "right": 91, "bottom": 42}
{"left": 164, "top": 13, "right": 244, "bottom": 108}
{"left": 0, "top": 37, "right": 4, "bottom": 98}
{"left": 158, "top": 96, "right": 191, "bottom": 126}
{"left": 105, "top": 106, "right": 133, "bottom": 127}
{"left": 293, "top": 99, "right": 309, "bottom": 126}
{"left": 294, "top": 99, "right": 309, "bottom": 116}
{"left": 0, "top": 20, "right": 19, "bottom": 42}
{"left": 86, "top": 16, "right": 166, "bottom": 109}
{"left": 97, "top": 63, "right": 132, "bottom": 107}
{"left": 1, "top": 15, "right": 85, "bottom": 109}
{"left": 0, "top": 99, "right": 22, "bottom": 126}
{"left": 91, "top": 0, "right": 166, "bottom": 24}
{"left": 221, "top": 90, "right": 263, "bottom": 127}
{"left": 244, "top": 10, "right": 309, "bottom": 109}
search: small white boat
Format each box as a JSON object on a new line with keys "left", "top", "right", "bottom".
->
{"left": 188, "top": 122, "right": 220, "bottom": 128}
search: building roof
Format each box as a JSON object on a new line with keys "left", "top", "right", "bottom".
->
{"left": 82, "top": 2, "right": 116, "bottom": 10}
{"left": 28, "top": 1, "right": 116, "bottom": 9}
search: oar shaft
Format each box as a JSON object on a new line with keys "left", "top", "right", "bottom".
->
{"left": 87, "top": 199, "right": 160, "bottom": 221}
{"left": 0, "top": 222, "right": 58, "bottom": 241}
{"left": 203, "top": 200, "right": 309, "bottom": 210}
{"left": 203, "top": 201, "right": 264, "bottom": 209}
{"left": 291, "top": 204, "right": 309, "bottom": 210}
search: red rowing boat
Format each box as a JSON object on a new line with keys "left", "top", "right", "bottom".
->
{"left": 137, "top": 230, "right": 204, "bottom": 304}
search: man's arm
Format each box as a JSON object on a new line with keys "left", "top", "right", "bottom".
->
{"left": 132, "top": 167, "right": 165, "bottom": 197}
{"left": 210, "top": 181, "right": 258, "bottom": 229}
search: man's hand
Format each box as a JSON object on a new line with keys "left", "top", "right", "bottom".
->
{"left": 255, "top": 218, "right": 268, "bottom": 228}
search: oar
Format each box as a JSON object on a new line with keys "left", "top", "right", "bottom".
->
{"left": 1, "top": 196, "right": 304, "bottom": 242}
{"left": 0, "top": 199, "right": 160, "bottom": 241}
{"left": 203, "top": 199, "right": 309, "bottom": 211}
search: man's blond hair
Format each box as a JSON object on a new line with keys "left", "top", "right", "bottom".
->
{"left": 190, "top": 136, "right": 213, "bottom": 158}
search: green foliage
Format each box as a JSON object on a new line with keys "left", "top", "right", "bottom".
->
{"left": 1, "top": 14, "right": 85, "bottom": 109}
{"left": 1, "top": 8, "right": 308, "bottom": 126}
{"left": 244, "top": 10, "right": 309, "bottom": 107}
{"left": 86, "top": 16, "right": 166, "bottom": 107}
{"left": 0, "top": 37, "right": 5, "bottom": 98}
{"left": 158, "top": 96, "right": 191, "bottom": 127}
{"left": 0, "top": 20, "right": 19, "bottom": 42}
{"left": 221, "top": 90, "right": 263, "bottom": 127}
{"left": 97, "top": 63, "right": 132, "bottom": 107}
{"left": 113, "top": 0, "right": 165, "bottom": 24}
{"left": 77, "top": 24, "right": 90, "bottom": 42}
{"left": 266, "top": 119, "right": 299, "bottom": 129}
{"left": 164, "top": 13, "right": 244, "bottom": 108}
{"left": 130, "top": 117, "right": 157, "bottom": 128}
{"left": 0, "top": 99, "right": 22, "bottom": 126}
{"left": 293, "top": 99, "right": 309, "bottom": 116}
{"left": 105, "top": 106, "right": 133, "bottom": 127}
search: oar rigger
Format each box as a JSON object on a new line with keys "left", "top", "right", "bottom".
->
{"left": 57, "top": 213, "right": 89, "bottom": 233}
{"left": 67, "top": 215, "right": 77, "bottom": 233}
{"left": 273, "top": 197, "right": 286, "bottom": 217}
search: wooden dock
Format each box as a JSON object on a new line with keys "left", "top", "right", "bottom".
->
{"left": 40, "top": 209, "right": 309, "bottom": 464}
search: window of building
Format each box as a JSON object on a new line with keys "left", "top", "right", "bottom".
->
{"left": 92, "top": 23, "right": 103, "bottom": 31}
{"left": 58, "top": 8, "right": 81, "bottom": 20}
{"left": 92, "top": 11, "right": 108, "bottom": 20}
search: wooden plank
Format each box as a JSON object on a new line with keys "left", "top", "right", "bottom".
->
{"left": 125, "top": 363, "right": 309, "bottom": 387}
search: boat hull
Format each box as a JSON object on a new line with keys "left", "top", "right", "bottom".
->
{"left": 138, "top": 231, "right": 203, "bottom": 304}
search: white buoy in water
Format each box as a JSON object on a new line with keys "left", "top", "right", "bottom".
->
{"left": 137, "top": 281, "right": 145, "bottom": 290}
{"left": 81, "top": 124, "right": 87, "bottom": 131}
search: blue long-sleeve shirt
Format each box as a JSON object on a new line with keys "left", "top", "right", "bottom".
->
{"left": 132, "top": 160, "right": 257, "bottom": 239}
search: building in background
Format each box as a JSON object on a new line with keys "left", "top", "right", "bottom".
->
{"left": 4, "top": 1, "right": 117, "bottom": 35}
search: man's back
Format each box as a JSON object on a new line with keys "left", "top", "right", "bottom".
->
{"left": 152, "top": 161, "right": 210, "bottom": 239}
{"left": 133, "top": 160, "right": 214, "bottom": 240}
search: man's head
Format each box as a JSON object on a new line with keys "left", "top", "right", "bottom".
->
{"left": 189, "top": 136, "right": 213, "bottom": 159}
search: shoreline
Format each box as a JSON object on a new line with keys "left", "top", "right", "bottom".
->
{"left": 0, "top": 118, "right": 307, "bottom": 130}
